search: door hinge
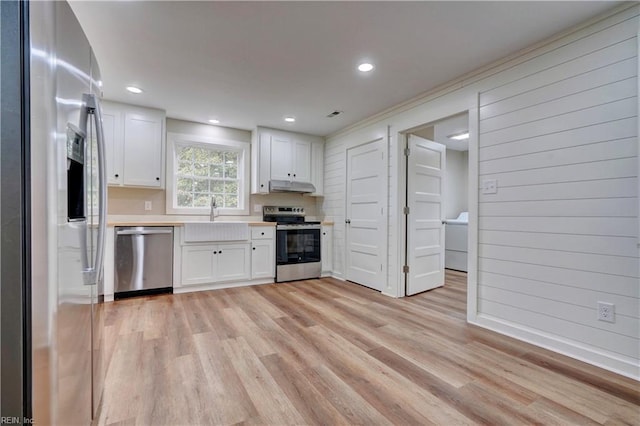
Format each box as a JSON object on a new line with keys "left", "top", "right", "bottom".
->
{"left": 404, "top": 147, "right": 410, "bottom": 156}
{"left": 403, "top": 265, "right": 410, "bottom": 274}
{"left": 403, "top": 206, "right": 410, "bottom": 215}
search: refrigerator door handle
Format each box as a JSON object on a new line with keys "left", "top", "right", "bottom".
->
{"left": 82, "top": 93, "right": 107, "bottom": 285}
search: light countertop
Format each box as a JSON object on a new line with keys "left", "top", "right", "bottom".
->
{"left": 107, "top": 214, "right": 334, "bottom": 227}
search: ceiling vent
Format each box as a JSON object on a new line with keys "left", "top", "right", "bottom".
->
{"left": 326, "top": 110, "right": 343, "bottom": 118}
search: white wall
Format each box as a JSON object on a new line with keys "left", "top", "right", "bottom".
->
{"left": 444, "top": 149, "right": 468, "bottom": 219}
{"left": 323, "top": 4, "right": 639, "bottom": 378}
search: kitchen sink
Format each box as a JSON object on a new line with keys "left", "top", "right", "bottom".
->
{"left": 182, "top": 222, "right": 249, "bottom": 242}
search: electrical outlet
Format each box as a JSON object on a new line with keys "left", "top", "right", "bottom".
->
{"left": 144, "top": 201, "right": 152, "bottom": 211}
{"left": 482, "top": 179, "right": 497, "bottom": 194}
{"left": 254, "top": 204, "right": 263, "bottom": 213}
{"left": 597, "top": 302, "right": 615, "bottom": 323}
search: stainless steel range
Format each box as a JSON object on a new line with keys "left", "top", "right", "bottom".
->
{"left": 263, "top": 206, "right": 321, "bottom": 282}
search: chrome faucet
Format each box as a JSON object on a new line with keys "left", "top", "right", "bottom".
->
{"left": 210, "top": 197, "right": 218, "bottom": 221}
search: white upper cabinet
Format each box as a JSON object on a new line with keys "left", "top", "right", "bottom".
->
{"left": 251, "top": 126, "right": 324, "bottom": 195}
{"left": 102, "top": 107, "right": 123, "bottom": 186}
{"left": 292, "top": 140, "right": 312, "bottom": 182}
{"left": 102, "top": 101, "right": 166, "bottom": 188}
{"left": 270, "top": 135, "right": 294, "bottom": 181}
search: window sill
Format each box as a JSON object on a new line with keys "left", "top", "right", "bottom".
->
{"left": 166, "top": 206, "right": 250, "bottom": 216}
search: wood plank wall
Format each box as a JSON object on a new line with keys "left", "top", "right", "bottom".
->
{"left": 477, "top": 12, "right": 639, "bottom": 369}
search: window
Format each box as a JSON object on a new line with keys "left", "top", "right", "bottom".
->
{"left": 176, "top": 145, "right": 239, "bottom": 208}
{"left": 166, "top": 133, "right": 249, "bottom": 215}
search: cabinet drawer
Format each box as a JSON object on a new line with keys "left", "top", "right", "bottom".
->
{"left": 251, "top": 226, "right": 274, "bottom": 240}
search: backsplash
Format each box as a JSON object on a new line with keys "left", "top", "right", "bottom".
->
{"left": 108, "top": 187, "right": 323, "bottom": 218}
{"left": 108, "top": 187, "right": 166, "bottom": 215}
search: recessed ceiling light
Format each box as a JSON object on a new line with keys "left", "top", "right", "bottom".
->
{"left": 358, "top": 63, "right": 374, "bottom": 72}
{"left": 126, "top": 85, "right": 143, "bottom": 94}
{"left": 448, "top": 132, "right": 470, "bottom": 141}
{"left": 208, "top": 119, "right": 220, "bottom": 124}
{"left": 284, "top": 117, "right": 296, "bottom": 123}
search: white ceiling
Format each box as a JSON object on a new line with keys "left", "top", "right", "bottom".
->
{"left": 434, "top": 113, "right": 470, "bottom": 151}
{"left": 69, "top": 1, "right": 619, "bottom": 137}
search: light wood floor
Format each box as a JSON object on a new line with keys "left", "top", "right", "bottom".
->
{"left": 99, "top": 270, "right": 639, "bottom": 425}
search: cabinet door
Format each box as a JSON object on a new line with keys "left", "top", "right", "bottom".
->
{"left": 181, "top": 245, "right": 216, "bottom": 286}
{"left": 270, "top": 135, "right": 293, "bottom": 181}
{"left": 251, "top": 240, "right": 274, "bottom": 279}
{"left": 102, "top": 107, "right": 123, "bottom": 186}
{"left": 310, "top": 142, "right": 324, "bottom": 195}
{"left": 321, "top": 225, "right": 333, "bottom": 275}
{"left": 292, "top": 140, "right": 311, "bottom": 182}
{"left": 215, "top": 244, "right": 251, "bottom": 282}
{"left": 123, "top": 112, "right": 163, "bottom": 187}
{"left": 254, "top": 132, "right": 271, "bottom": 193}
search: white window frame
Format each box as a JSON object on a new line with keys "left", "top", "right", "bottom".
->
{"left": 166, "top": 132, "right": 250, "bottom": 216}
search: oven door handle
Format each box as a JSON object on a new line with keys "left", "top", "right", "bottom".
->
{"left": 276, "top": 225, "right": 322, "bottom": 231}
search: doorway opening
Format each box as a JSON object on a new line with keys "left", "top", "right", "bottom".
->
{"left": 403, "top": 112, "right": 470, "bottom": 299}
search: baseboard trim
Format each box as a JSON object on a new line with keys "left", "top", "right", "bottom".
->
{"left": 173, "top": 278, "right": 274, "bottom": 294}
{"left": 471, "top": 314, "right": 640, "bottom": 381}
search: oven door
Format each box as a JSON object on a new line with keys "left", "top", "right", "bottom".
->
{"left": 276, "top": 227, "right": 321, "bottom": 265}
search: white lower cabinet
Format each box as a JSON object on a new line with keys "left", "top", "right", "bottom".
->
{"left": 321, "top": 224, "right": 333, "bottom": 276}
{"left": 181, "top": 243, "right": 250, "bottom": 286}
{"left": 251, "top": 240, "right": 274, "bottom": 279}
{"left": 251, "top": 226, "right": 275, "bottom": 280}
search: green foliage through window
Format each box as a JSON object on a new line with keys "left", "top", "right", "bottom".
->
{"left": 175, "top": 144, "right": 241, "bottom": 209}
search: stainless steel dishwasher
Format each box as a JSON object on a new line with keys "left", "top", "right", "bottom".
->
{"left": 115, "top": 226, "right": 173, "bottom": 298}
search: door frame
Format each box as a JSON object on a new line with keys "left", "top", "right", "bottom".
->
{"left": 394, "top": 100, "right": 479, "bottom": 322}
{"left": 344, "top": 135, "right": 389, "bottom": 292}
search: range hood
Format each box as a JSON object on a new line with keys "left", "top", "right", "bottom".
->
{"left": 269, "top": 180, "right": 316, "bottom": 193}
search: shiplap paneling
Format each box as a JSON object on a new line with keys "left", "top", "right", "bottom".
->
{"left": 479, "top": 198, "right": 637, "bottom": 217}
{"left": 480, "top": 56, "right": 636, "bottom": 120}
{"left": 479, "top": 216, "right": 637, "bottom": 237}
{"left": 479, "top": 230, "right": 637, "bottom": 257}
{"left": 481, "top": 97, "right": 636, "bottom": 147}
{"left": 479, "top": 271, "right": 639, "bottom": 317}
{"left": 478, "top": 286, "right": 639, "bottom": 340}
{"left": 479, "top": 116, "right": 636, "bottom": 161}
{"left": 478, "top": 298, "right": 638, "bottom": 359}
{"left": 479, "top": 178, "right": 637, "bottom": 202}
{"left": 479, "top": 257, "right": 638, "bottom": 297}
{"left": 480, "top": 138, "right": 636, "bottom": 175}
{"left": 480, "top": 78, "right": 635, "bottom": 134}
{"left": 323, "top": 5, "right": 639, "bottom": 377}
{"left": 479, "top": 15, "right": 638, "bottom": 106}
{"left": 477, "top": 9, "right": 638, "bottom": 371}
{"left": 480, "top": 157, "right": 637, "bottom": 187}
{"left": 478, "top": 244, "right": 638, "bottom": 277}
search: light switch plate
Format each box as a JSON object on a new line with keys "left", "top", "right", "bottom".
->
{"left": 144, "top": 201, "right": 152, "bottom": 211}
{"left": 254, "top": 204, "right": 263, "bottom": 213}
{"left": 482, "top": 179, "right": 497, "bottom": 194}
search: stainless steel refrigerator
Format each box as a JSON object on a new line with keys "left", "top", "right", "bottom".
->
{"left": 29, "top": 1, "right": 107, "bottom": 423}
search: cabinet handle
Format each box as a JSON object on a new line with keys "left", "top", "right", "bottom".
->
{"left": 252, "top": 247, "right": 256, "bottom": 250}
{"left": 260, "top": 184, "right": 264, "bottom": 188}
{"left": 287, "top": 173, "right": 291, "bottom": 176}
{"left": 323, "top": 232, "right": 326, "bottom": 235}
{"left": 219, "top": 250, "right": 222, "bottom": 254}
{"left": 261, "top": 232, "right": 264, "bottom": 235}
{"left": 213, "top": 251, "right": 217, "bottom": 254}
{"left": 115, "top": 173, "right": 119, "bottom": 178}
{"left": 156, "top": 177, "right": 160, "bottom": 181}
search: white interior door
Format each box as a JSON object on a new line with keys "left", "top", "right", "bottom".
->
{"left": 345, "top": 138, "right": 386, "bottom": 291}
{"left": 406, "top": 135, "right": 445, "bottom": 295}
